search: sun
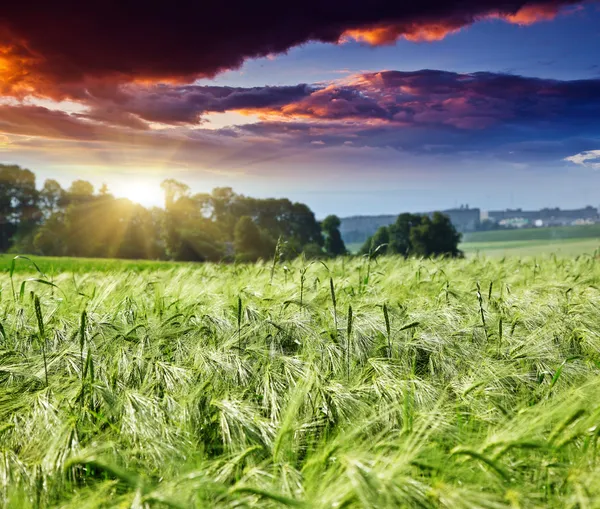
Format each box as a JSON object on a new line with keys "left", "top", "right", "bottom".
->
{"left": 113, "top": 180, "right": 164, "bottom": 208}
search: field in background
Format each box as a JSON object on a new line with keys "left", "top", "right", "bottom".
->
{"left": 1, "top": 254, "right": 600, "bottom": 506}
{"left": 461, "top": 224, "right": 600, "bottom": 257}
{"left": 347, "top": 224, "right": 600, "bottom": 256}
{"left": 462, "top": 223, "right": 600, "bottom": 243}
{"left": 461, "top": 237, "right": 600, "bottom": 257}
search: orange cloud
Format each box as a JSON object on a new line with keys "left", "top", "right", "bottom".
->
{"left": 342, "top": 22, "right": 465, "bottom": 44}
{"left": 502, "top": 3, "right": 563, "bottom": 23}
{"left": 0, "top": 1, "right": 587, "bottom": 100}
{"left": 341, "top": 3, "right": 573, "bottom": 45}
{"left": 0, "top": 43, "right": 40, "bottom": 96}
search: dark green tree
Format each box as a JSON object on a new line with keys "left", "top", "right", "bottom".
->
{"left": 360, "top": 225, "right": 390, "bottom": 257}
{"left": 321, "top": 215, "right": 347, "bottom": 257}
{"left": 410, "top": 213, "right": 462, "bottom": 257}
{"left": 388, "top": 213, "right": 422, "bottom": 257}
{"left": 359, "top": 212, "right": 461, "bottom": 259}
{"left": 302, "top": 242, "right": 325, "bottom": 259}
{"left": 0, "top": 164, "right": 41, "bottom": 252}
{"left": 234, "top": 216, "right": 276, "bottom": 262}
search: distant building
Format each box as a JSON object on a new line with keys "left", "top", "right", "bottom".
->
{"left": 340, "top": 205, "right": 600, "bottom": 245}
{"left": 487, "top": 206, "right": 599, "bottom": 227}
{"left": 429, "top": 205, "right": 480, "bottom": 232}
{"left": 339, "top": 215, "right": 396, "bottom": 244}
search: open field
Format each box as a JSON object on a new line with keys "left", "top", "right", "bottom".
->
{"left": 1, "top": 254, "right": 600, "bottom": 507}
{"left": 350, "top": 238, "right": 600, "bottom": 257}
{"left": 461, "top": 224, "right": 600, "bottom": 257}
{"left": 348, "top": 224, "right": 600, "bottom": 256}
{"left": 461, "top": 237, "right": 600, "bottom": 257}
{"left": 462, "top": 223, "right": 600, "bottom": 243}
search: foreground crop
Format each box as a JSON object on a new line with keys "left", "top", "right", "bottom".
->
{"left": 1, "top": 255, "right": 600, "bottom": 507}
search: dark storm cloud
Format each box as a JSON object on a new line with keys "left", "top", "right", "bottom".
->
{"left": 0, "top": 1, "right": 588, "bottom": 97}
{"left": 224, "top": 70, "right": 600, "bottom": 163}
{"left": 65, "top": 70, "right": 600, "bottom": 130}
{"left": 272, "top": 71, "right": 600, "bottom": 129}
{"left": 0, "top": 105, "right": 114, "bottom": 140}
{"left": 1, "top": 70, "right": 599, "bottom": 170}
{"left": 82, "top": 84, "right": 314, "bottom": 125}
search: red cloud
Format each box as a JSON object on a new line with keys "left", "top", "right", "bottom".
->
{"left": 6, "top": 70, "right": 596, "bottom": 138}
{"left": 232, "top": 70, "right": 600, "bottom": 133}
{"left": 0, "top": 1, "right": 588, "bottom": 98}
{"left": 342, "top": 22, "right": 465, "bottom": 44}
{"left": 1, "top": 70, "right": 599, "bottom": 170}
{"left": 342, "top": 2, "right": 574, "bottom": 44}
{"left": 502, "top": 3, "right": 567, "bottom": 23}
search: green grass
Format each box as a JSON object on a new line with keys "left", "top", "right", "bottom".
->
{"left": 462, "top": 223, "right": 600, "bottom": 243}
{"left": 0, "top": 254, "right": 186, "bottom": 274}
{"left": 461, "top": 237, "right": 600, "bottom": 257}
{"left": 460, "top": 224, "right": 600, "bottom": 257}
{"left": 1, "top": 253, "right": 600, "bottom": 507}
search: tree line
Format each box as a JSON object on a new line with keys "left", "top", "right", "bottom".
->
{"left": 1, "top": 164, "right": 461, "bottom": 261}
{"left": 359, "top": 213, "right": 462, "bottom": 258}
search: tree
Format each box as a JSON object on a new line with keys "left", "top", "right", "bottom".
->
{"left": 98, "top": 183, "right": 112, "bottom": 198}
{"left": 161, "top": 179, "right": 190, "bottom": 209}
{"left": 173, "top": 230, "right": 225, "bottom": 262}
{"left": 161, "top": 179, "right": 190, "bottom": 259}
{"left": 302, "top": 242, "right": 325, "bottom": 259}
{"left": 359, "top": 212, "right": 462, "bottom": 259}
{"left": 3, "top": 166, "right": 328, "bottom": 262}
{"left": 160, "top": 179, "right": 225, "bottom": 261}
{"left": 288, "top": 202, "right": 324, "bottom": 247}
{"left": 410, "top": 213, "right": 462, "bottom": 257}
{"left": 67, "top": 180, "right": 95, "bottom": 205}
{"left": 360, "top": 225, "right": 389, "bottom": 257}
{"left": 111, "top": 200, "right": 164, "bottom": 260}
{"left": 388, "top": 213, "right": 421, "bottom": 257}
{"left": 39, "top": 179, "right": 67, "bottom": 217}
{"left": 211, "top": 187, "right": 239, "bottom": 238}
{"left": 0, "top": 164, "right": 41, "bottom": 252}
{"left": 322, "top": 215, "right": 346, "bottom": 257}
{"left": 234, "top": 216, "right": 276, "bottom": 261}
{"left": 33, "top": 213, "right": 67, "bottom": 255}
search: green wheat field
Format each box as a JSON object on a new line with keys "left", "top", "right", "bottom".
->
{"left": 2, "top": 252, "right": 600, "bottom": 507}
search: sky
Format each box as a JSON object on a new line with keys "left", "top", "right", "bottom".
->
{"left": 0, "top": 1, "right": 599, "bottom": 216}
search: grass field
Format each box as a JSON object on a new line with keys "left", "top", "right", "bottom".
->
{"left": 461, "top": 237, "right": 600, "bottom": 257}
{"left": 460, "top": 225, "right": 600, "bottom": 257}
{"left": 348, "top": 224, "right": 600, "bottom": 256}
{"left": 462, "top": 223, "right": 600, "bottom": 243}
{"left": 1, "top": 253, "right": 600, "bottom": 507}
{"left": 0, "top": 254, "right": 186, "bottom": 275}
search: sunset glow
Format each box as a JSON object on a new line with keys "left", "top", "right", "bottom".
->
{"left": 0, "top": 1, "right": 597, "bottom": 215}
{"left": 113, "top": 180, "right": 164, "bottom": 208}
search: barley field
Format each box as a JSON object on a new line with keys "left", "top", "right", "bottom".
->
{"left": 1, "top": 253, "right": 600, "bottom": 507}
